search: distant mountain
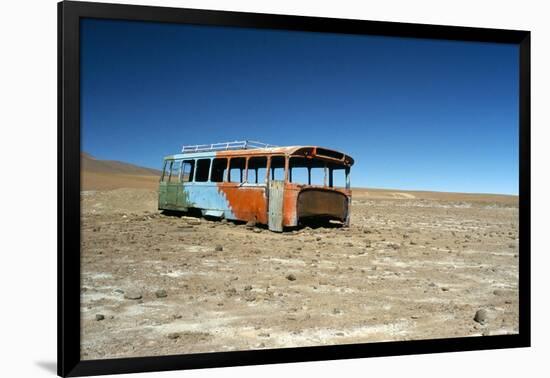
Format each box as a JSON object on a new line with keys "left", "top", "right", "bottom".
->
{"left": 81, "top": 153, "right": 162, "bottom": 176}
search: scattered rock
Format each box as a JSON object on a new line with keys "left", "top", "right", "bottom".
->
{"left": 244, "top": 285, "right": 253, "bottom": 291}
{"left": 214, "top": 245, "right": 223, "bottom": 252}
{"left": 225, "top": 288, "right": 237, "bottom": 297}
{"left": 258, "top": 332, "right": 270, "bottom": 338}
{"left": 441, "top": 287, "right": 449, "bottom": 292}
{"left": 124, "top": 291, "right": 142, "bottom": 300}
{"left": 286, "top": 273, "right": 296, "bottom": 281}
{"left": 155, "top": 289, "right": 167, "bottom": 298}
{"left": 253, "top": 228, "right": 262, "bottom": 234}
{"left": 185, "top": 218, "right": 201, "bottom": 226}
{"left": 474, "top": 309, "right": 489, "bottom": 324}
{"left": 332, "top": 308, "right": 342, "bottom": 314}
{"left": 95, "top": 314, "right": 105, "bottom": 321}
{"left": 246, "top": 220, "right": 256, "bottom": 229}
{"left": 167, "top": 332, "right": 180, "bottom": 340}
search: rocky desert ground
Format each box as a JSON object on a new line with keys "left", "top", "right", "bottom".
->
{"left": 80, "top": 155, "right": 519, "bottom": 360}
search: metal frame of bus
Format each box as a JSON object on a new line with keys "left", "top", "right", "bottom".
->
{"left": 158, "top": 142, "right": 354, "bottom": 232}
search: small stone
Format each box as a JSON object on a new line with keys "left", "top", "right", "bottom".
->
{"left": 258, "top": 332, "right": 270, "bottom": 338}
{"left": 186, "top": 218, "right": 201, "bottom": 225}
{"left": 214, "top": 245, "right": 223, "bottom": 252}
{"left": 474, "top": 309, "right": 489, "bottom": 324}
{"left": 333, "top": 308, "right": 342, "bottom": 314}
{"left": 244, "top": 285, "right": 253, "bottom": 291}
{"left": 124, "top": 291, "right": 142, "bottom": 300}
{"left": 441, "top": 287, "right": 449, "bottom": 292}
{"left": 253, "top": 228, "right": 262, "bottom": 233}
{"left": 246, "top": 220, "right": 256, "bottom": 228}
{"left": 167, "top": 332, "right": 180, "bottom": 340}
{"left": 225, "top": 288, "right": 237, "bottom": 296}
{"left": 155, "top": 289, "right": 167, "bottom": 298}
{"left": 286, "top": 274, "right": 296, "bottom": 281}
{"left": 95, "top": 314, "right": 105, "bottom": 321}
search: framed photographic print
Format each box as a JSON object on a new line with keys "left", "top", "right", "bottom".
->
{"left": 58, "top": 1, "right": 530, "bottom": 376}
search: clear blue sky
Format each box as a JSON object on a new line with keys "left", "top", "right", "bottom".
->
{"left": 81, "top": 19, "right": 519, "bottom": 195}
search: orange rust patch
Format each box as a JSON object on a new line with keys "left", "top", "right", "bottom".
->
{"left": 283, "top": 186, "right": 299, "bottom": 227}
{"left": 217, "top": 183, "right": 268, "bottom": 224}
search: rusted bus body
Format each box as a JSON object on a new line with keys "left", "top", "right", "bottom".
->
{"left": 158, "top": 145, "right": 354, "bottom": 231}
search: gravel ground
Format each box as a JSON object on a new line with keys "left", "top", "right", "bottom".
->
{"left": 80, "top": 188, "right": 519, "bottom": 360}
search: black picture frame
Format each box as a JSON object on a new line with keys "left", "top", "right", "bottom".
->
{"left": 58, "top": 1, "right": 531, "bottom": 376}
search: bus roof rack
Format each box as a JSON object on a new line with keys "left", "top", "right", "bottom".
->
{"left": 181, "top": 140, "right": 277, "bottom": 153}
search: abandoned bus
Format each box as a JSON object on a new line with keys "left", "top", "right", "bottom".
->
{"left": 158, "top": 141, "right": 354, "bottom": 232}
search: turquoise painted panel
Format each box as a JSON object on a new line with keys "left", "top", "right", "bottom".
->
{"left": 182, "top": 183, "right": 236, "bottom": 219}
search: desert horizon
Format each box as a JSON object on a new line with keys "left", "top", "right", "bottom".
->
{"left": 81, "top": 153, "right": 518, "bottom": 203}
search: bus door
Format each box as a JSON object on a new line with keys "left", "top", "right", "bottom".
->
{"left": 267, "top": 156, "right": 286, "bottom": 232}
{"left": 268, "top": 180, "right": 284, "bottom": 232}
{"left": 165, "top": 160, "right": 181, "bottom": 208}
